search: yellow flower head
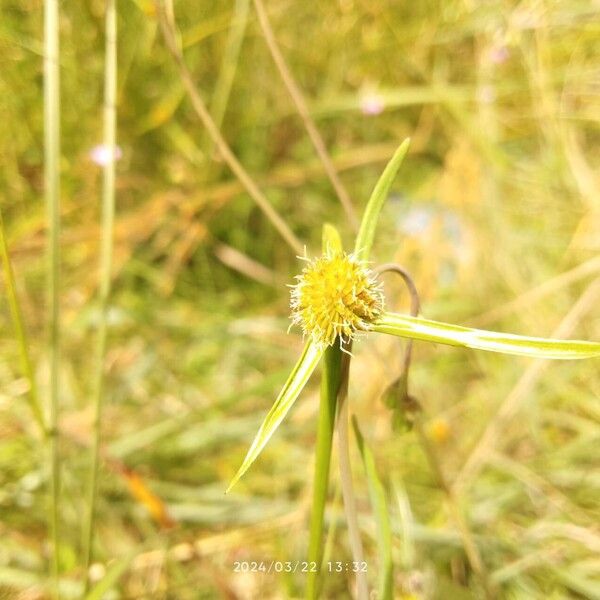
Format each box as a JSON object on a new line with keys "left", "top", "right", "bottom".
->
{"left": 290, "top": 250, "right": 384, "bottom": 347}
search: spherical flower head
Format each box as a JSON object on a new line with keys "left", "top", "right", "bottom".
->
{"left": 290, "top": 250, "right": 384, "bottom": 347}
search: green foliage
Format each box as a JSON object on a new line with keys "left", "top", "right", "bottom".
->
{"left": 354, "top": 138, "right": 410, "bottom": 261}
{"left": 227, "top": 341, "right": 324, "bottom": 492}
{"left": 374, "top": 312, "right": 600, "bottom": 359}
{"left": 1, "top": 0, "right": 599, "bottom": 598}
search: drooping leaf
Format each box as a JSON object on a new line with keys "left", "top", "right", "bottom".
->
{"left": 227, "top": 341, "right": 324, "bottom": 492}
{"left": 355, "top": 138, "right": 410, "bottom": 261}
{"left": 373, "top": 312, "right": 600, "bottom": 359}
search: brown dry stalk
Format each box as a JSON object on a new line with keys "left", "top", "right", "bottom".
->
{"left": 155, "top": 0, "right": 303, "bottom": 255}
{"left": 472, "top": 254, "right": 600, "bottom": 326}
{"left": 252, "top": 0, "right": 359, "bottom": 230}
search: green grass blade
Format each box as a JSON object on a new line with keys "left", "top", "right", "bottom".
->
{"left": 354, "top": 138, "right": 410, "bottom": 261}
{"left": 551, "top": 567, "right": 600, "bottom": 599}
{"left": 0, "top": 208, "right": 46, "bottom": 435}
{"left": 352, "top": 417, "right": 393, "bottom": 600}
{"left": 373, "top": 312, "right": 600, "bottom": 359}
{"left": 227, "top": 341, "right": 324, "bottom": 492}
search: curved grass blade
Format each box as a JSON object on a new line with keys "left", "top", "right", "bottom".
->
{"left": 373, "top": 312, "right": 600, "bottom": 359}
{"left": 227, "top": 341, "right": 324, "bottom": 492}
{"left": 355, "top": 138, "right": 410, "bottom": 261}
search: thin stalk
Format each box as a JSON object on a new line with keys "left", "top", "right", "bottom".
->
{"left": 155, "top": 0, "right": 303, "bottom": 255}
{"left": 306, "top": 345, "right": 342, "bottom": 599}
{"left": 252, "top": 0, "right": 359, "bottom": 230}
{"left": 44, "top": 0, "right": 61, "bottom": 595}
{"left": 336, "top": 348, "right": 369, "bottom": 600}
{"left": 0, "top": 208, "right": 46, "bottom": 435}
{"left": 380, "top": 262, "right": 493, "bottom": 597}
{"left": 81, "top": 0, "right": 117, "bottom": 590}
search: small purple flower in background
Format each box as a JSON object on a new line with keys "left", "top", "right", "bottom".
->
{"left": 359, "top": 88, "right": 385, "bottom": 116}
{"left": 489, "top": 44, "right": 510, "bottom": 65}
{"left": 89, "top": 144, "right": 122, "bottom": 166}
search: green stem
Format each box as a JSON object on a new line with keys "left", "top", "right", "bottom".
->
{"left": 82, "top": 0, "right": 117, "bottom": 591}
{"left": 306, "top": 345, "right": 342, "bottom": 599}
{"left": 44, "top": 0, "right": 61, "bottom": 595}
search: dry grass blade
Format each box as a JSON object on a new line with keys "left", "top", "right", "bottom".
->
{"left": 472, "top": 255, "right": 600, "bottom": 326}
{"left": 0, "top": 207, "right": 45, "bottom": 435}
{"left": 253, "top": 0, "right": 359, "bottom": 230}
{"left": 155, "top": 0, "right": 303, "bottom": 255}
{"left": 213, "top": 242, "right": 279, "bottom": 286}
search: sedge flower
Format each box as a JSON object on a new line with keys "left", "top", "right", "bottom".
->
{"left": 227, "top": 140, "right": 600, "bottom": 491}
{"left": 290, "top": 250, "right": 384, "bottom": 348}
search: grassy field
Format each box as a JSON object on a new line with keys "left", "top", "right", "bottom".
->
{"left": 1, "top": 0, "right": 599, "bottom": 598}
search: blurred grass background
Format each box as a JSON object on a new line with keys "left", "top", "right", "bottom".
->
{"left": 1, "top": 0, "right": 599, "bottom": 598}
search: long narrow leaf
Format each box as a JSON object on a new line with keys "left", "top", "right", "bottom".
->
{"left": 355, "top": 138, "right": 410, "bottom": 261}
{"left": 373, "top": 312, "right": 600, "bottom": 359}
{"left": 227, "top": 341, "right": 324, "bottom": 492}
{"left": 0, "top": 209, "right": 45, "bottom": 433}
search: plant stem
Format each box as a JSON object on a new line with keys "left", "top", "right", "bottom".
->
{"left": 44, "top": 0, "right": 61, "bottom": 594}
{"left": 82, "top": 0, "right": 117, "bottom": 591}
{"left": 306, "top": 345, "right": 342, "bottom": 599}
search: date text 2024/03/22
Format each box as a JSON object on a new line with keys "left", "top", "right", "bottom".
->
{"left": 232, "top": 560, "right": 368, "bottom": 574}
